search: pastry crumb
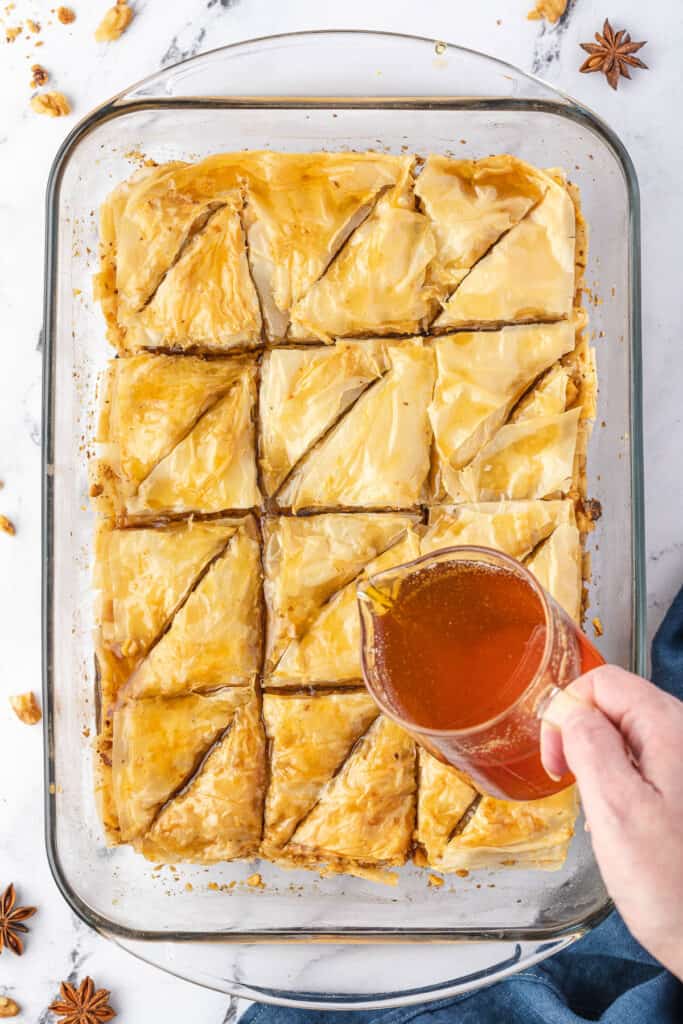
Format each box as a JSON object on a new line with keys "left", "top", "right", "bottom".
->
{"left": 31, "top": 91, "right": 71, "bottom": 117}
{"left": 0, "top": 514, "right": 16, "bottom": 536}
{"left": 246, "top": 872, "right": 264, "bottom": 888}
{"left": 184, "top": 882, "right": 193, "bottom": 892}
{"left": 527, "top": 0, "right": 567, "bottom": 23}
{"left": 5, "top": 24, "right": 21, "bottom": 42}
{"left": 9, "top": 691, "right": 42, "bottom": 725}
{"left": 427, "top": 873, "right": 444, "bottom": 888}
{"left": 30, "top": 64, "right": 49, "bottom": 87}
{"left": 26, "top": 18, "right": 40, "bottom": 33}
{"left": 95, "top": 0, "right": 134, "bottom": 42}
{"left": 207, "top": 881, "right": 219, "bottom": 891}
{"left": 57, "top": 5, "right": 76, "bottom": 24}
{"left": 455, "top": 869, "right": 469, "bottom": 878}
{"left": 592, "top": 616, "right": 604, "bottom": 637}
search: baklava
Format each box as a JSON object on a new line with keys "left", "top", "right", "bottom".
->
{"left": 91, "top": 151, "right": 595, "bottom": 880}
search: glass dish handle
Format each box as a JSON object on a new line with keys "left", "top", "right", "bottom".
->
{"left": 111, "top": 30, "right": 577, "bottom": 107}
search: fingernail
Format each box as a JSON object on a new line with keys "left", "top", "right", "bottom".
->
{"left": 541, "top": 687, "right": 590, "bottom": 729}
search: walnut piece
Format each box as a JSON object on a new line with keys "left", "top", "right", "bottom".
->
{"left": 95, "top": 1, "right": 134, "bottom": 43}
{"left": 9, "top": 692, "right": 42, "bottom": 725}
{"left": 0, "top": 515, "right": 15, "bottom": 536}
{"left": 57, "top": 6, "right": 76, "bottom": 24}
{"left": 528, "top": 0, "right": 567, "bottom": 23}
{"left": 30, "top": 64, "right": 49, "bottom": 88}
{"left": 31, "top": 92, "right": 71, "bottom": 117}
{"left": 0, "top": 996, "right": 20, "bottom": 1018}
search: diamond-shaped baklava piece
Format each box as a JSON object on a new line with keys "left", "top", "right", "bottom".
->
{"left": 95, "top": 516, "right": 258, "bottom": 709}
{"left": 112, "top": 686, "right": 264, "bottom": 856}
{"left": 275, "top": 339, "right": 435, "bottom": 511}
{"left": 433, "top": 167, "right": 575, "bottom": 329}
{"left": 91, "top": 354, "right": 260, "bottom": 518}
{"left": 414, "top": 155, "right": 545, "bottom": 294}
{"left": 259, "top": 340, "right": 389, "bottom": 496}
{"left": 140, "top": 692, "right": 265, "bottom": 863}
{"left": 243, "top": 152, "right": 413, "bottom": 339}
{"left": 262, "top": 692, "right": 415, "bottom": 874}
{"left": 122, "top": 517, "right": 262, "bottom": 700}
{"left": 124, "top": 200, "right": 262, "bottom": 353}
{"left": 448, "top": 409, "right": 580, "bottom": 502}
{"left": 416, "top": 751, "right": 577, "bottom": 872}
{"left": 263, "top": 512, "right": 418, "bottom": 680}
{"left": 429, "top": 322, "right": 575, "bottom": 491}
{"left": 288, "top": 183, "right": 437, "bottom": 342}
{"left": 95, "top": 165, "right": 262, "bottom": 353}
{"left": 261, "top": 691, "right": 380, "bottom": 855}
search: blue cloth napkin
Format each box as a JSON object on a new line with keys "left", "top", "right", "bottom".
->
{"left": 242, "top": 588, "right": 683, "bottom": 1023}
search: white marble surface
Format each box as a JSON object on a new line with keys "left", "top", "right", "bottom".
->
{"left": 0, "top": 0, "right": 680, "bottom": 1019}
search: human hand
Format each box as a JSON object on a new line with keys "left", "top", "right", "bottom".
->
{"left": 540, "top": 664, "right": 683, "bottom": 979}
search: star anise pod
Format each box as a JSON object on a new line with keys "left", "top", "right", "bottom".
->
{"left": 49, "top": 977, "right": 116, "bottom": 1024}
{"left": 0, "top": 884, "right": 37, "bottom": 956}
{"left": 580, "top": 19, "right": 648, "bottom": 91}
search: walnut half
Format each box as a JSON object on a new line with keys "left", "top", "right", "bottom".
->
{"left": 95, "top": 1, "right": 134, "bottom": 43}
{"left": 31, "top": 92, "right": 71, "bottom": 118}
{"left": 9, "top": 692, "right": 42, "bottom": 725}
{"left": 0, "top": 996, "right": 20, "bottom": 1019}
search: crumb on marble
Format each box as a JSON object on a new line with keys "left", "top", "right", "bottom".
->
{"left": 0, "top": 514, "right": 16, "bottom": 536}
{"left": 246, "top": 873, "right": 264, "bottom": 889}
{"left": 427, "top": 873, "right": 444, "bottom": 888}
{"left": 30, "top": 63, "right": 49, "bottom": 87}
{"left": 592, "top": 616, "right": 604, "bottom": 637}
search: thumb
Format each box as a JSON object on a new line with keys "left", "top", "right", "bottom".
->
{"left": 540, "top": 686, "right": 647, "bottom": 827}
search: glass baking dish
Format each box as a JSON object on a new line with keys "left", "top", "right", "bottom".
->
{"left": 42, "top": 31, "right": 645, "bottom": 1008}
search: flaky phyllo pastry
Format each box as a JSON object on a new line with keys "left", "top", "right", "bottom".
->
{"left": 91, "top": 150, "right": 596, "bottom": 880}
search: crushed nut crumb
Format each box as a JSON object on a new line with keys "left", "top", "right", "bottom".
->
{"left": 57, "top": 6, "right": 76, "bottom": 24}
{"left": 0, "top": 515, "right": 16, "bottom": 536}
{"left": 95, "top": 0, "right": 133, "bottom": 42}
{"left": 592, "top": 616, "right": 604, "bottom": 638}
{"left": 5, "top": 25, "right": 21, "bottom": 42}
{"left": 0, "top": 996, "right": 20, "bottom": 1019}
{"left": 9, "top": 691, "right": 42, "bottom": 725}
{"left": 427, "top": 874, "right": 444, "bottom": 888}
{"left": 30, "top": 63, "right": 49, "bottom": 88}
{"left": 31, "top": 91, "right": 71, "bottom": 117}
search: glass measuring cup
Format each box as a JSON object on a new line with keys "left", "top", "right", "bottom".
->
{"left": 358, "top": 545, "right": 604, "bottom": 801}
